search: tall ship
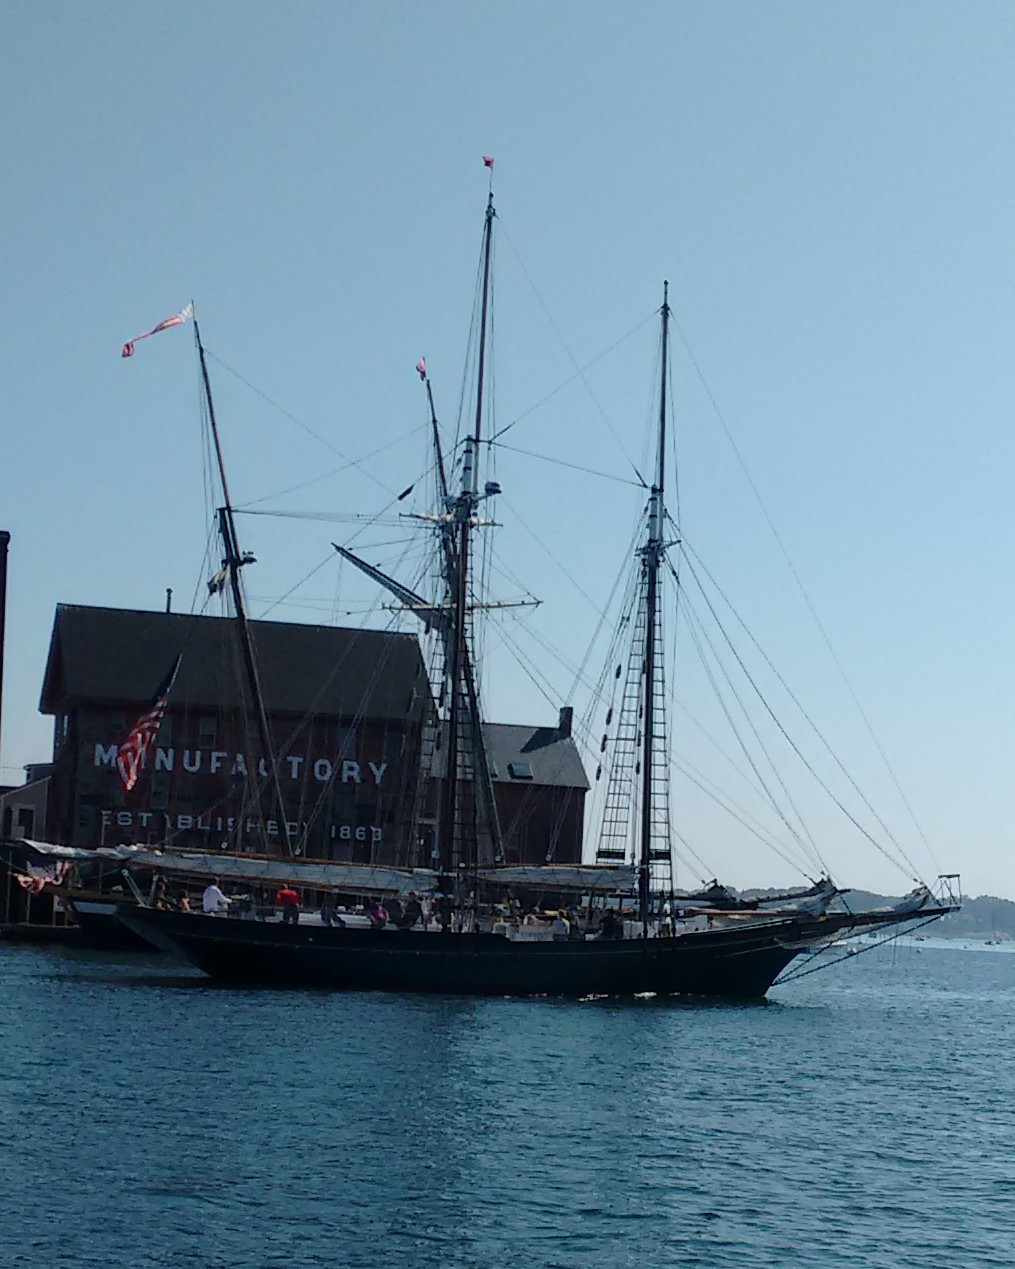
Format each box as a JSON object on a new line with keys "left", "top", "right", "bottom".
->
{"left": 109, "top": 179, "right": 958, "bottom": 993}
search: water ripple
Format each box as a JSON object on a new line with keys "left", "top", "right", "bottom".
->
{"left": 1, "top": 941, "right": 1013, "bottom": 1266}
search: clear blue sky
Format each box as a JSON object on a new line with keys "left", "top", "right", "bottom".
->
{"left": 2, "top": 1, "right": 1012, "bottom": 898}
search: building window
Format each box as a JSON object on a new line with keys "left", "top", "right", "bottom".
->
{"left": 508, "top": 762, "right": 533, "bottom": 780}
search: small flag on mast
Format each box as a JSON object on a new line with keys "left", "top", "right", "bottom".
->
{"left": 121, "top": 302, "right": 194, "bottom": 358}
{"left": 482, "top": 156, "right": 494, "bottom": 168}
{"left": 415, "top": 357, "right": 427, "bottom": 381}
{"left": 116, "top": 655, "right": 183, "bottom": 792}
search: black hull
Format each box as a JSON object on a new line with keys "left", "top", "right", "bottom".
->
{"left": 67, "top": 900, "right": 156, "bottom": 952}
{"left": 1, "top": 922, "right": 81, "bottom": 947}
{"left": 120, "top": 910, "right": 832, "bottom": 998}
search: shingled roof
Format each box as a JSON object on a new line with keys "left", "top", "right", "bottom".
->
{"left": 427, "top": 721, "right": 590, "bottom": 792}
{"left": 40, "top": 604, "right": 428, "bottom": 723}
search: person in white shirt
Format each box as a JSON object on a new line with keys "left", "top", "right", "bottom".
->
{"left": 550, "top": 911, "right": 570, "bottom": 939}
{"left": 202, "top": 878, "right": 230, "bottom": 915}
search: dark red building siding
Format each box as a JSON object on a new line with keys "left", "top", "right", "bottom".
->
{"left": 39, "top": 606, "right": 590, "bottom": 868}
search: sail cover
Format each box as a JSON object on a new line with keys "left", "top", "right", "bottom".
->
{"left": 12, "top": 840, "right": 636, "bottom": 896}
{"left": 120, "top": 849, "right": 438, "bottom": 895}
{"left": 11, "top": 840, "right": 436, "bottom": 895}
{"left": 474, "top": 865, "right": 637, "bottom": 893}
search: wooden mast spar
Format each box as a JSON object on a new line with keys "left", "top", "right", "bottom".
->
{"left": 330, "top": 187, "right": 504, "bottom": 915}
{"left": 439, "top": 189, "right": 503, "bottom": 913}
{"left": 639, "top": 283, "right": 671, "bottom": 931}
{"left": 194, "top": 319, "right": 294, "bottom": 858}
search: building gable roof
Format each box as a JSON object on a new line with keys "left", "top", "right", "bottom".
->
{"left": 427, "top": 721, "right": 589, "bottom": 792}
{"left": 40, "top": 604, "right": 428, "bottom": 723}
{"left": 485, "top": 722, "right": 590, "bottom": 792}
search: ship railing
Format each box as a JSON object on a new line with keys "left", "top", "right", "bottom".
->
{"left": 932, "top": 873, "right": 962, "bottom": 909}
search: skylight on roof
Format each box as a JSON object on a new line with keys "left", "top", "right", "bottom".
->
{"left": 508, "top": 761, "right": 533, "bottom": 780}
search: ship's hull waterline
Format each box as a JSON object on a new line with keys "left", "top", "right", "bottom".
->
{"left": 119, "top": 908, "right": 941, "bottom": 999}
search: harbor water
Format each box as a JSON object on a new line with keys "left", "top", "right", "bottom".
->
{"left": 2, "top": 937, "right": 1012, "bottom": 1268}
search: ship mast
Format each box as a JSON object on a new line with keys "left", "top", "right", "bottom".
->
{"left": 439, "top": 191, "right": 502, "bottom": 896}
{"left": 639, "top": 283, "right": 670, "bottom": 929}
{"left": 194, "top": 320, "right": 294, "bottom": 858}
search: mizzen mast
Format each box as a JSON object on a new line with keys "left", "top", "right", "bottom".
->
{"left": 194, "top": 320, "right": 294, "bottom": 857}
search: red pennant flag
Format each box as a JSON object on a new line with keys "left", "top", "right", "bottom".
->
{"left": 121, "top": 302, "right": 194, "bottom": 358}
{"left": 482, "top": 156, "right": 494, "bottom": 168}
{"left": 415, "top": 357, "right": 427, "bottom": 381}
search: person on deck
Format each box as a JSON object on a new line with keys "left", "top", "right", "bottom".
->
{"left": 368, "top": 899, "right": 389, "bottom": 929}
{"left": 401, "top": 892, "right": 423, "bottom": 929}
{"left": 275, "top": 885, "right": 301, "bottom": 925}
{"left": 598, "top": 908, "right": 622, "bottom": 940}
{"left": 202, "top": 878, "right": 230, "bottom": 915}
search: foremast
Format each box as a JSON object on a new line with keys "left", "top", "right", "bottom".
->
{"left": 595, "top": 285, "right": 676, "bottom": 930}
{"left": 638, "top": 283, "right": 672, "bottom": 927}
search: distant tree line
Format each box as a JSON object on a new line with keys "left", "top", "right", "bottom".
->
{"left": 746, "top": 886, "right": 1015, "bottom": 940}
{"left": 842, "top": 889, "right": 1015, "bottom": 940}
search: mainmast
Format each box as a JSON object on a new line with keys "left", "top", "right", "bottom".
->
{"left": 194, "top": 320, "right": 294, "bottom": 858}
{"left": 639, "top": 283, "right": 671, "bottom": 928}
{"left": 439, "top": 190, "right": 502, "bottom": 893}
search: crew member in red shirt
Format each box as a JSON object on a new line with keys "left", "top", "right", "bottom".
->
{"left": 275, "top": 885, "right": 301, "bottom": 925}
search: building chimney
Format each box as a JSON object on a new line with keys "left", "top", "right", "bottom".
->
{"left": 557, "top": 705, "right": 573, "bottom": 739}
{"left": 0, "top": 530, "right": 9, "bottom": 778}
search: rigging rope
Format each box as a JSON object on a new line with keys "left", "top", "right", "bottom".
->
{"left": 679, "top": 530, "right": 925, "bottom": 881}
{"left": 495, "top": 225, "right": 650, "bottom": 489}
{"left": 669, "top": 312, "right": 936, "bottom": 875}
{"left": 236, "top": 422, "right": 427, "bottom": 510}
{"left": 491, "top": 441, "right": 645, "bottom": 488}
{"left": 677, "top": 551, "right": 919, "bottom": 883}
{"left": 204, "top": 348, "right": 397, "bottom": 498}
{"left": 676, "top": 573, "right": 826, "bottom": 878}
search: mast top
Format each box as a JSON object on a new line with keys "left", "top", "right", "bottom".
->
{"left": 472, "top": 181, "right": 496, "bottom": 449}
{"left": 654, "top": 280, "right": 671, "bottom": 514}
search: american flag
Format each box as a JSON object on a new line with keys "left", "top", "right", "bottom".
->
{"left": 116, "top": 655, "right": 182, "bottom": 792}
{"left": 121, "top": 302, "right": 194, "bottom": 358}
{"left": 15, "top": 862, "right": 69, "bottom": 893}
